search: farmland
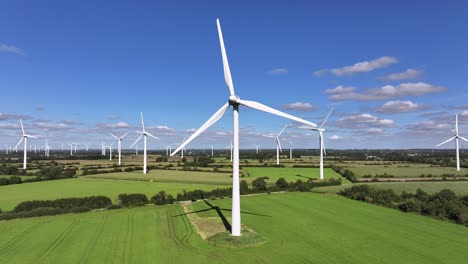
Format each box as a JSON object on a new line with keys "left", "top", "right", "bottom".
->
{"left": 0, "top": 192, "right": 467, "bottom": 263}
{"left": 242, "top": 166, "right": 348, "bottom": 183}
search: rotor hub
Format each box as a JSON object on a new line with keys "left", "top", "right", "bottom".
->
{"left": 228, "top": 95, "right": 239, "bottom": 105}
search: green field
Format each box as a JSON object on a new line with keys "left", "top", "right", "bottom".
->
{"left": 313, "top": 181, "right": 468, "bottom": 195}
{"left": 340, "top": 161, "right": 468, "bottom": 177}
{"left": 0, "top": 178, "right": 225, "bottom": 211}
{"left": 242, "top": 167, "right": 349, "bottom": 183}
{"left": 85, "top": 169, "right": 233, "bottom": 185}
{"left": 0, "top": 192, "right": 467, "bottom": 263}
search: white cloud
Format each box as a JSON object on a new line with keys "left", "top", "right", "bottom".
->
{"left": 323, "top": 85, "right": 356, "bottom": 94}
{"left": 282, "top": 102, "right": 314, "bottom": 112}
{"left": 336, "top": 113, "right": 394, "bottom": 129}
{"left": 366, "top": 128, "right": 384, "bottom": 134}
{"left": 0, "top": 113, "right": 31, "bottom": 120}
{"left": 377, "top": 100, "right": 427, "bottom": 114}
{"left": 107, "top": 115, "right": 119, "bottom": 120}
{"left": 460, "top": 110, "right": 468, "bottom": 117}
{"left": 327, "top": 82, "right": 446, "bottom": 101}
{"left": 267, "top": 68, "right": 288, "bottom": 75}
{"left": 407, "top": 120, "right": 451, "bottom": 132}
{"left": 329, "top": 135, "right": 343, "bottom": 140}
{"left": 383, "top": 69, "right": 422, "bottom": 81}
{"left": 0, "top": 43, "right": 25, "bottom": 56}
{"left": 61, "top": 119, "right": 82, "bottom": 125}
{"left": 97, "top": 122, "right": 131, "bottom": 129}
{"left": 331, "top": 56, "right": 397, "bottom": 76}
{"left": 313, "top": 69, "right": 328, "bottom": 77}
{"left": 35, "top": 122, "right": 69, "bottom": 130}
{"left": 0, "top": 123, "right": 20, "bottom": 130}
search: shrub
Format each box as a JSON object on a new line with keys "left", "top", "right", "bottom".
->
{"left": 124, "top": 167, "right": 135, "bottom": 172}
{"left": 252, "top": 177, "right": 267, "bottom": 191}
{"left": 106, "top": 204, "right": 122, "bottom": 210}
{"left": 0, "top": 207, "right": 66, "bottom": 221}
{"left": 151, "top": 191, "right": 175, "bottom": 205}
{"left": 68, "top": 206, "right": 91, "bottom": 213}
{"left": 276, "top": 178, "right": 288, "bottom": 189}
{"left": 0, "top": 178, "right": 9, "bottom": 185}
{"left": 240, "top": 180, "right": 249, "bottom": 194}
{"left": 13, "top": 196, "right": 112, "bottom": 212}
{"left": 118, "top": 193, "right": 149, "bottom": 207}
{"left": 9, "top": 176, "right": 22, "bottom": 184}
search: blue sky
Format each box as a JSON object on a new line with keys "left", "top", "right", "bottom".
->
{"left": 1, "top": 1, "right": 468, "bottom": 150}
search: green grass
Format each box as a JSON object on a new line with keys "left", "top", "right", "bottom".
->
{"left": 313, "top": 181, "right": 468, "bottom": 195}
{"left": 340, "top": 161, "right": 468, "bottom": 177}
{"left": 242, "top": 167, "right": 349, "bottom": 183}
{"left": 84, "top": 169, "right": 233, "bottom": 185}
{"left": 1, "top": 193, "right": 467, "bottom": 263}
{"left": 0, "top": 178, "right": 226, "bottom": 211}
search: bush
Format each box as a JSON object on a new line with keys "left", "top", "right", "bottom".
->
{"left": 9, "top": 176, "right": 22, "bottom": 184}
{"left": 151, "top": 191, "right": 175, "bottom": 205}
{"left": 240, "top": 180, "right": 249, "bottom": 194}
{"left": 106, "top": 204, "right": 122, "bottom": 210}
{"left": 0, "top": 178, "right": 9, "bottom": 185}
{"left": 118, "top": 193, "right": 149, "bottom": 207}
{"left": 276, "top": 178, "right": 288, "bottom": 189}
{"left": 13, "top": 196, "right": 112, "bottom": 212}
{"left": 68, "top": 206, "right": 91, "bottom": 213}
{"left": 124, "top": 167, "right": 135, "bottom": 172}
{"left": 0, "top": 207, "right": 66, "bottom": 221}
{"left": 252, "top": 177, "right": 267, "bottom": 191}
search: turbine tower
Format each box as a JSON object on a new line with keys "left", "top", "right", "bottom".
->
{"left": 263, "top": 125, "right": 287, "bottom": 165}
{"left": 306, "top": 108, "right": 334, "bottom": 180}
{"left": 107, "top": 142, "right": 114, "bottom": 161}
{"left": 436, "top": 114, "right": 468, "bottom": 171}
{"left": 130, "top": 112, "right": 160, "bottom": 174}
{"left": 13, "top": 119, "right": 38, "bottom": 169}
{"left": 225, "top": 140, "right": 233, "bottom": 162}
{"left": 68, "top": 143, "right": 74, "bottom": 156}
{"left": 110, "top": 132, "right": 129, "bottom": 165}
{"left": 171, "top": 19, "right": 317, "bottom": 236}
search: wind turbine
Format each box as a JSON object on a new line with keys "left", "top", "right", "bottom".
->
{"left": 5, "top": 144, "right": 8, "bottom": 154}
{"left": 130, "top": 112, "right": 160, "bottom": 174}
{"left": 171, "top": 19, "right": 317, "bottom": 236}
{"left": 263, "top": 125, "right": 288, "bottom": 165}
{"left": 68, "top": 143, "right": 74, "bottom": 156}
{"left": 211, "top": 145, "right": 214, "bottom": 156}
{"left": 436, "top": 114, "right": 468, "bottom": 171}
{"left": 13, "top": 119, "right": 38, "bottom": 169}
{"left": 107, "top": 142, "right": 114, "bottom": 161}
{"left": 304, "top": 107, "right": 334, "bottom": 180}
{"left": 225, "top": 140, "right": 233, "bottom": 162}
{"left": 110, "top": 132, "right": 129, "bottom": 165}
{"left": 42, "top": 140, "right": 50, "bottom": 157}
{"left": 253, "top": 144, "right": 260, "bottom": 154}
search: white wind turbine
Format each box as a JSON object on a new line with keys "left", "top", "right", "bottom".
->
{"left": 304, "top": 107, "right": 334, "bottom": 180}
{"left": 110, "top": 132, "right": 129, "bottom": 165}
{"left": 42, "top": 140, "right": 50, "bottom": 157}
{"left": 5, "top": 144, "right": 8, "bottom": 154}
{"left": 263, "top": 125, "right": 288, "bottom": 165}
{"left": 225, "top": 140, "right": 233, "bottom": 162}
{"left": 253, "top": 144, "right": 260, "bottom": 154}
{"left": 436, "top": 114, "right": 468, "bottom": 171}
{"left": 171, "top": 19, "right": 317, "bottom": 236}
{"left": 13, "top": 119, "right": 38, "bottom": 169}
{"left": 68, "top": 143, "right": 74, "bottom": 156}
{"left": 107, "top": 142, "right": 114, "bottom": 161}
{"left": 130, "top": 112, "right": 160, "bottom": 174}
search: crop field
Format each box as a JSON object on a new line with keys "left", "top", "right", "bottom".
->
{"left": 242, "top": 167, "right": 349, "bottom": 183}
{"left": 0, "top": 192, "right": 467, "bottom": 263}
{"left": 0, "top": 178, "right": 225, "bottom": 211}
{"left": 313, "top": 181, "right": 468, "bottom": 196}
{"left": 84, "top": 169, "right": 233, "bottom": 185}
{"left": 339, "top": 161, "right": 468, "bottom": 177}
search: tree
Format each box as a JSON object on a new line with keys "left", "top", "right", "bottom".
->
{"left": 8, "top": 176, "right": 22, "bottom": 184}
{"left": 276, "top": 178, "right": 288, "bottom": 189}
{"left": 0, "top": 178, "right": 9, "bottom": 186}
{"left": 240, "top": 180, "right": 249, "bottom": 194}
{"left": 252, "top": 177, "right": 267, "bottom": 191}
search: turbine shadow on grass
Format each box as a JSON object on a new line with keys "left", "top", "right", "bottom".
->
{"left": 173, "top": 199, "right": 272, "bottom": 232}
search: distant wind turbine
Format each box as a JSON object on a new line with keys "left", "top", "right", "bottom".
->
{"left": 130, "top": 112, "right": 160, "bottom": 174}
{"left": 436, "top": 114, "right": 468, "bottom": 171}
{"left": 253, "top": 144, "right": 260, "bottom": 154}
{"left": 170, "top": 19, "right": 317, "bottom": 236}
{"left": 263, "top": 125, "right": 288, "bottom": 165}
{"left": 14, "top": 119, "right": 38, "bottom": 169}
{"left": 225, "top": 140, "right": 233, "bottom": 162}
{"left": 110, "top": 132, "right": 129, "bottom": 165}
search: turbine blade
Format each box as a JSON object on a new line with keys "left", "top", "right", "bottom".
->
{"left": 322, "top": 137, "right": 327, "bottom": 156}
{"left": 26, "top": 135, "right": 38, "bottom": 139}
{"left": 320, "top": 107, "right": 334, "bottom": 128}
{"left": 459, "top": 136, "right": 468, "bottom": 142}
{"left": 14, "top": 137, "right": 24, "bottom": 150}
{"left": 436, "top": 136, "right": 455, "bottom": 147}
{"left": 146, "top": 132, "right": 160, "bottom": 140}
{"left": 171, "top": 102, "right": 229, "bottom": 156}
{"left": 109, "top": 133, "right": 119, "bottom": 140}
{"left": 277, "top": 137, "right": 282, "bottom": 152}
{"left": 19, "top": 119, "right": 25, "bottom": 135}
{"left": 121, "top": 132, "right": 129, "bottom": 139}
{"left": 456, "top": 114, "right": 459, "bottom": 136}
{"left": 130, "top": 134, "right": 143, "bottom": 148}
{"left": 216, "top": 18, "right": 235, "bottom": 96}
{"left": 140, "top": 112, "right": 145, "bottom": 132}
{"left": 237, "top": 99, "right": 317, "bottom": 127}
{"left": 262, "top": 135, "right": 276, "bottom": 138}
{"left": 278, "top": 124, "right": 288, "bottom": 137}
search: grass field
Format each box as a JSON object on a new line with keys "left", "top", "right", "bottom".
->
{"left": 313, "top": 181, "right": 468, "bottom": 195}
{"left": 0, "top": 193, "right": 467, "bottom": 263}
{"left": 84, "top": 169, "right": 233, "bottom": 185}
{"left": 340, "top": 161, "right": 468, "bottom": 177}
{"left": 242, "top": 167, "right": 349, "bottom": 183}
{"left": 0, "top": 178, "right": 225, "bottom": 211}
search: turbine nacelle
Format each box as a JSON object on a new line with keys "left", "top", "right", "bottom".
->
{"left": 229, "top": 95, "right": 240, "bottom": 105}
